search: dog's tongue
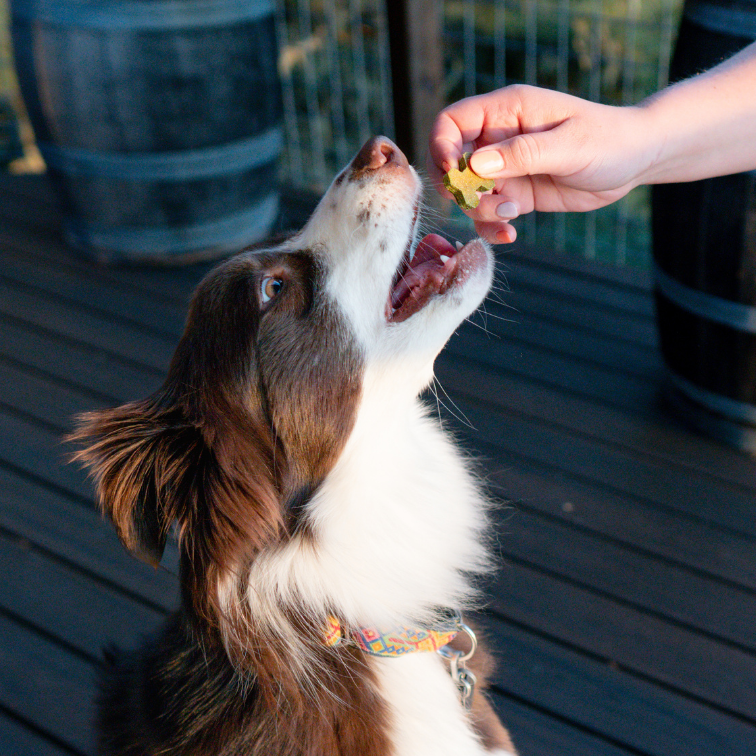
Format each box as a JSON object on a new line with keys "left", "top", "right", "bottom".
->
{"left": 411, "top": 233, "right": 457, "bottom": 266}
{"left": 391, "top": 234, "right": 458, "bottom": 309}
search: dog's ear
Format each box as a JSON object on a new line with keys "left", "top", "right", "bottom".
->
{"left": 69, "top": 399, "right": 205, "bottom": 567}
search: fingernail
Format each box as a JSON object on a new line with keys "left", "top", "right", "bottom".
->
{"left": 496, "top": 225, "right": 517, "bottom": 244}
{"left": 495, "top": 201, "right": 518, "bottom": 219}
{"left": 470, "top": 151, "right": 503, "bottom": 175}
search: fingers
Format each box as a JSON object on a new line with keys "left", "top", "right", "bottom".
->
{"left": 426, "top": 151, "right": 526, "bottom": 245}
{"left": 472, "top": 194, "right": 520, "bottom": 243}
{"left": 474, "top": 219, "right": 517, "bottom": 245}
{"left": 429, "top": 108, "right": 471, "bottom": 174}
{"left": 469, "top": 129, "right": 567, "bottom": 181}
{"left": 473, "top": 191, "right": 526, "bottom": 221}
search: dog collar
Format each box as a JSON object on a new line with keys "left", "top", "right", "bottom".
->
{"left": 325, "top": 611, "right": 462, "bottom": 657}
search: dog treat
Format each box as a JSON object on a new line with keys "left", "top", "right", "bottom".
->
{"left": 443, "top": 152, "right": 495, "bottom": 210}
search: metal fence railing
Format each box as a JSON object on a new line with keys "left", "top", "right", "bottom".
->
{"left": 1, "top": 0, "right": 686, "bottom": 267}
{"left": 441, "top": 0, "right": 684, "bottom": 267}
{"left": 275, "top": 0, "right": 685, "bottom": 268}
{"left": 275, "top": 0, "right": 395, "bottom": 192}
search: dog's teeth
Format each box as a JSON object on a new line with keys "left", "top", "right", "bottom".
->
{"left": 455, "top": 241, "right": 464, "bottom": 251}
{"left": 439, "top": 255, "right": 450, "bottom": 263}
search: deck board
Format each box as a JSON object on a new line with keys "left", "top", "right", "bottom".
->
{"left": 2, "top": 173, "right": 755, "bottom": 756}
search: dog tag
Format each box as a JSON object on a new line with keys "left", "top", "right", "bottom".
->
{"left": 448, "top": 651, "right": 477, "bottom": 711}
{"left": 439, "top": 621, "right": 478, "bottom": 710}
{"left": 456, "top": 667, "right": 477, "bottom": 711}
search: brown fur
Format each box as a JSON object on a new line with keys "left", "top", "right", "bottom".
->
{"left": 98, "top": 613, "right": 390, "bottom": 756}
{"left": 70, "top": 139, "right": 514, "bottom": 754}
{"left": 443, "top": 626, "right": 518, "bottom": 754}
{"left": 70, "top": 247, "right": 380, "bottom": 755}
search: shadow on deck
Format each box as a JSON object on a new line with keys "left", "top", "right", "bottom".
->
{"left": 1, "top": 173, "right": 755, "bottom": 756}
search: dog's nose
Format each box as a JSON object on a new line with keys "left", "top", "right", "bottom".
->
{"left": 351, "top": 136, "right": 409, "bottom": 172}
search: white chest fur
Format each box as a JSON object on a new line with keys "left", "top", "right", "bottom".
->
{"left": 250, "top": 362, "right": 490, "bottom": 630}
{"left": 375, "top": 652, "right": 494, "bottom": 756}
{"left": 242, "top": 365, "right": 496, "bottom": 752}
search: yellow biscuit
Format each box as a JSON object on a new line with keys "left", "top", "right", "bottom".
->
{"left": 443, "top": 152, "right": 496, "bottom": 210}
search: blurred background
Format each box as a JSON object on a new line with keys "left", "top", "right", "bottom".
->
{"left": 3, "top": 5, "right": 756, "bottom": 754}
{"left": 1, "top": 0, "right": 685, "bottom": 268}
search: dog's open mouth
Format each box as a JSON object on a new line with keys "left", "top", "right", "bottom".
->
{"left": 387, "top": 234, "right": 487, "bottom": 323}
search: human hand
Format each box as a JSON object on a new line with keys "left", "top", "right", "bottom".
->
{"left": 429, "top": 85, "right": 652, "bottom": 243}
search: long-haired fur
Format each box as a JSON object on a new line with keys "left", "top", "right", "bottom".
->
{"left": 70, "top": 137, "right": 516, "bottom": 756}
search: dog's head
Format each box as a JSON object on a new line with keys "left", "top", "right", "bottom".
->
{"left": 72, "top": 137, "right": 492, "bottom": 635}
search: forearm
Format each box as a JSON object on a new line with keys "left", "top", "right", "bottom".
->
{"left": 635, "top": 41, "right": 756, "bottom": 185}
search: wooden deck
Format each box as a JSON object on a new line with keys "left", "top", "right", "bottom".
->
{"left": 1, "top": 172, "right": 756, "bottom": 756}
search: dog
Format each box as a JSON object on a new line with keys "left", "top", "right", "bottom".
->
{"left": 71, "top": 136, "right": 517, "bottom": 756}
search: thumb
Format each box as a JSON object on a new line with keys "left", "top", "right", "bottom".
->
{"left": 470, "top": 130, "right": 566, "bottom": 179}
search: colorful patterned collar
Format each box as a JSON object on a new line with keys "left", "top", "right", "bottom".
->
{"left": 325, "top": 610, "right": 462, "bottom": 657}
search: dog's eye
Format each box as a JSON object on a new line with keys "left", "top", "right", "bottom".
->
{"left": 260, "top": 276, "right": 284, "bottom": 305}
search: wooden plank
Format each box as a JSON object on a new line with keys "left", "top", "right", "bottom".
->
{"left": 488, "top": 559, "right": 756, "bottom": 718}
{"left": 488, "top": 693, "right": 635, "bottom": 756}
{"left": 445, "top": 327, "right": 657, "bottom": 413}
{"left": 464, "top": 307, "right": 662, "bottom": 380}
{"left": 0, "top": 467, "right": 179, "bottom": 611}
{"left": 0, "top": 229, "right": 199, "bottom": 308}
{"left": 0, "top": 173, "right": 208, "bottom": 290}
{"left": 0, "top": 196, "right": 212, "bottom": 305}
{"left": 488, "top": 275, "right": 659, "bottom": 348}
{"left": 0, "top": 188, "right": 60, "bottom": 233}
{"left": 479, "top": 613, "right": 756, "bottom": 756}
{"left": 0, "top": 223, "right": 207, "bottom": 305}
{"left": 435, "top": 354, "right": 756, "bottom": 490}
{"left": 0, "top": 409, "right": 92, "bottom": 501}
{"left": 0, "top": 713, "right": 74, "bottom": 756}
{"left": 0, "top": 316, "right": 162, "bottom": 402}
{"left": 0, "top": 172, "right": 59, "bottom": 208}
{"left": 503, "top": 259, "right": 654, "bottom": 318}
{"left": 504, "top": 245, "right": 653, "bottom": 298}
{"left": 1, "top": 226, "right": 656, "bottom": 371}
{"left": 452, "top": 396, "right": 756, "bottom": 538}
{"left": 0, "top": 358, "right": 108, "bottom": 431}
{"left": 491, "top": 509, "right": 756, "bottom": 653}
{"left": 0, "top": 242, "right": 187, "bottom": 336}
{"left": 0, "top": 278, "right": 173, "bottom": 373}
{"left": 1, "top": 228, "right": 655, "bottom": 366}
{"left": 0, "top": 532, "right": 165, "bottom": 657}
{"left": 0, "top": 613, "right": 97, "bottom": 755}
{"left": 478, "top": 448, "right": 756, "bottom": 593}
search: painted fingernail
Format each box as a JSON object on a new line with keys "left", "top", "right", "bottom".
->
{"left": 470, "top": 151, "right": 503, "bottom": 175}
{"left": 496, "top": 225, "right": 517, "bottom": 244}
{"left": 495, "top": 202, "right": 518, "bottom": 219}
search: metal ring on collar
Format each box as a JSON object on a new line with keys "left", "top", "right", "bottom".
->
{"left": 437, "top": 622, "right": 477, "bottom": 663}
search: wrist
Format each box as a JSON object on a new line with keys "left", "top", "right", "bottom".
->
{"left": 616, "top": 102, "right": 670, "bottom": 189}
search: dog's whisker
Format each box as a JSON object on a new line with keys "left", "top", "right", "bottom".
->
{"left": 432, "top": 379, "right": 477, "bottom": 431}
{"left": 427, "top": 381, "right": 444, "bottom": 422}
{"left": 477, "top": 307, "right": 519, "bottom": 324}
{"left": 464, "top": 315, "right": 496, "bottom": 337}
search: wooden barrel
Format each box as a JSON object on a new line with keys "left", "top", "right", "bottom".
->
{"left": 10, "top": 0, "right": 282, "bottom": 263}
{"left": 651, "top": 0, "right": 756, "bottom": 451}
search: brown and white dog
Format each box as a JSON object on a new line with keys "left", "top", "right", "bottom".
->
{"left": 72, "top": 137, "right": 517, "bottom": 756}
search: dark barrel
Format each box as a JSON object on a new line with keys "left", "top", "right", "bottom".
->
{"left": 0, "top": 97, "right": 23, "bottom": 167}
{"left": 10, "top": 0, "right": 283, "bottom": 263}
{"left": 651, "top": 0, "right": 756, "bottom": 451}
